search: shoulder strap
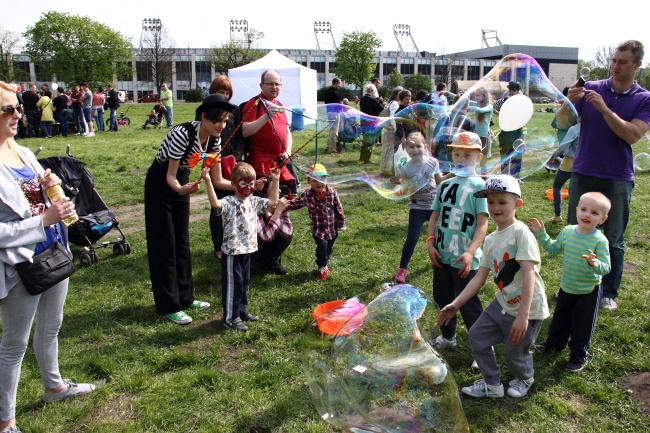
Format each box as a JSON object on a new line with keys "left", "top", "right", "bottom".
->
{"left": 179, "top": 122, "right": 197, "bottom": 162}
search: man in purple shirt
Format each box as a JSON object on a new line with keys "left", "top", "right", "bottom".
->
{"left": 557, "top": 39, "right": 650, "bottom": 311}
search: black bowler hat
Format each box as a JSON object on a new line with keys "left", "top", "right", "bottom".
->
{"left": 507, "top": 81, "right": 521, "bottom": 91}
{"left": 196, "top": 94, "right": 235, "bottom": 114}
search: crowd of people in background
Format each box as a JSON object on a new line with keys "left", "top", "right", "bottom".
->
{"left": 1, "top": 38, "right": 649, "bottom": 432}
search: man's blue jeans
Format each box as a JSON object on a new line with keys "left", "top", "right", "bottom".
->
{"left": 109, "top": 108, "right": 117, "bottom": 131}
{"left": 568, "top": 173, "right": 634, "bottom": 300}
{"left": 164, "top": 106, "right": 173, "bottom": 127}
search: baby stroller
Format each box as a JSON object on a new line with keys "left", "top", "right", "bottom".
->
{"left": 142, "top": 104, "right": 166, "bottom": 130}
{"left": 38, "top": 147, "right": 131, "bottom": 267}
{"left": 336, "top": 114, "right": 362, "bottom": 152}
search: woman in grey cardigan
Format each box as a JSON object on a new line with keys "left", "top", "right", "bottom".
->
{"left": 0, "top": 81, "right": 95, "bottom": 433}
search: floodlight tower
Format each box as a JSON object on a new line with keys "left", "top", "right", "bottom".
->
{"left": 393, "top": 24, "right": 420, "bottom": 57}
{"left": 139, "top": 18, "right": 161, "bottom": 51}
{"left": 230, "top": 20, "right": 249, "bottom": 42}
{"left": 481, "top": 30, "right": 502, "bottom": 48}
{"left": 314, "top": 21, "right": 337, "bottom": 53}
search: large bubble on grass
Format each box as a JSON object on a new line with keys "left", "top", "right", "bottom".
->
{"left": 303, "top": 284, "right": 470, "bottom": 433}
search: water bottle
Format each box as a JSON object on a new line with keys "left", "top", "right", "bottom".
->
{"left": 45, "top": 183, "right": 78, "bottom": 226}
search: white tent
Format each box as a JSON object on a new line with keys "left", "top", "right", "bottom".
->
{"left": 228, "top": 49, "right": 317, "bottom": 126}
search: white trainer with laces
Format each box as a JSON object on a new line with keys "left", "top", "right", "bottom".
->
{"left": 461, "top": 379, "right": 504, "bottom": 398}
{"left": 506, "top": 377, "right": 534, "bottom": 398}
{"left": 430, "top": 335, "right": 457, "bottom": 349}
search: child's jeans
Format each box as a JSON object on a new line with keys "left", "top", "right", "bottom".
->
{"left": 314, "top": 235, "right": 337, "bottom": 268}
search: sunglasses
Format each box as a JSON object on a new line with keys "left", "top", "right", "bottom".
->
{"left": 1, "top": 105, "right": 23, "bottom": 116}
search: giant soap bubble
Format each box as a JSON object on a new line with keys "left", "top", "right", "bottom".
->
{"left": 287, "top": 54, "right": 576, "bottom": 198}
{"left": 303, "top": 284, "right": 470, "bottom": 432}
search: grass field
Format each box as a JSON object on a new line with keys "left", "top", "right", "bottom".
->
{"left": 10, "top": 102, "right": 650, "bottom": 432}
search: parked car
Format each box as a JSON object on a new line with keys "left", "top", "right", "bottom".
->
{"left": 138, "top": 94, "right": 160, "bottom": 103}
{"left": 531, "top": 96, "right": 552, "bottom": 104}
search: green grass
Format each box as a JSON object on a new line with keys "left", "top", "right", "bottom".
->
{"left": 11, "top": 103, "right": 650, "bottom": 432}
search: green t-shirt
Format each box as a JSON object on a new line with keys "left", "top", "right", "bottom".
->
{"left": 431, "top": 176, "right": 488, "bottom": 269}
{"left": 160, "top": 89, "right": 173, "bottom": 107}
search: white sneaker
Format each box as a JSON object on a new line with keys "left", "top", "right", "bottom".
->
{"left": 506, "top": 377, "right": 534, "bottom": 398}
{"left": 85, "top": 132, "right": 95, "bottom": 137}
{"left": 430, "top": 335, "right": 457, "bottom": 349}
{"left": 461, "top": 379, "right": 504, "bottom": 398}
{"left": 600, "top": 297, "right": 618, "bottom": 311}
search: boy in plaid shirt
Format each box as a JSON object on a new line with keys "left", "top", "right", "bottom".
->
{"left": 285, "top": 164, "right": 346, "bottom": 280}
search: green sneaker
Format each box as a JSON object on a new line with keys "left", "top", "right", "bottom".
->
{"left": 190, "top": 300, "right": 210, "bottom": 310}
{"left": 166, "top": 311, "right": 192, "bottom": 325}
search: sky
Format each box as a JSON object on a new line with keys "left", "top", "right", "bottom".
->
{"left": 3, "top": 1, "right": 648, "bottom": 63}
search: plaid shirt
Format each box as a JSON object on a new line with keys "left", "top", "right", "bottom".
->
{"left": 286, "top": 186, "right": 346, "bottom": 240}
{"left": 258, "top": 211, "right": 293, "bottom": 242}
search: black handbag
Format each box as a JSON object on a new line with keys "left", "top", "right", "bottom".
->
{"left": 15, "top": 242, "right": 75, "bottom": 295}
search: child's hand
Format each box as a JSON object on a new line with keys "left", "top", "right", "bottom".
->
{"left": 527, "top": 218, "right": 544, "bottom": 233}
{"left": 275, "top": 197, "right": 287, "bottom": 212}
{"left": 254, "top": 176, "right": 267, "bottom": 191}
{"left": 428, "top": 243, "right": 442, "bottom": 268}
{"left": 509, "top": 315, "right": 529, "bottom": 345}
{"left": 200, "top": 167, "right": 211, "bottom": 182}
{"left": 582, "top": 249, "right": 597, "bottom": 266}
{"left": 392, "top": 184, "right": 405, "bottom": 196}
{"left": 453, "top": 252, "right": 474, "bottom": 278}
{"left": 269, "top": 167, "right": 281, "bottom": 181}
{"left": 438, "top": 304, "right": 458, "bottom": 326}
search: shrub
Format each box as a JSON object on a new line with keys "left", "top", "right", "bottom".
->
{"left": 185, "top": 88, "right": 204, "bottom": 102}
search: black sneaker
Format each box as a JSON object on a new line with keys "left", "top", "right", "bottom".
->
{"left": 223, "top": 318, "right": 248, "bottom": 331}
{"left": 240, "top": 311, "right": 259, "bottom": 322}
{"left": 534, "top": 342, "right": 556, "bottom": 355}
{"left": 270, "top": 260, "right": 288, "bottom": 275}
{"left": 565, "top": 359, "right": 588, "bottom": 372}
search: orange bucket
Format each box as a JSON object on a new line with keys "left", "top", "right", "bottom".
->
{"left": 312, "top": 300, "right": 367, "bottom": 336}
{"left": 546, "top": 189, "right": 569, "bottom": 200}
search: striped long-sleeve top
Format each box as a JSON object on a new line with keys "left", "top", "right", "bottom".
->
{"left": 534, "top": 225, "right": 610, "bottom": 294}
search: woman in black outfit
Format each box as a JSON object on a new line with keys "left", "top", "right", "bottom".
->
{"left": 144, "top": 94, "right": 235, "bottom": 325}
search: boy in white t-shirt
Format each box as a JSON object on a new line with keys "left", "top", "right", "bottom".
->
{"left": 438, "top": 175, "right": 549, "bottom": 399}
{"left": 202, "top": 163, "right": 280, "bottom": 331}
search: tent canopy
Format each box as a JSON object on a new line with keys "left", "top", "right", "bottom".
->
{"left": 228, "top": 50, "right": 317, "bottom": 125}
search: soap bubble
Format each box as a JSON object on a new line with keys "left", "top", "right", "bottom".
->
{"left": 303, "top": 284, "right": 470, "bottom": 433}
{"left": 291, "top": 56, "right": 573, "bottom": 197}
{"left": 634, "top": 153, "right": 650, "bottom": 171}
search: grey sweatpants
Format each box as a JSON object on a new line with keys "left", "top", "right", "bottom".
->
{"left": 469, "top": 299, "right": 542, "bottom": 386}
{"left": 0, "top": 278, "right": 68, "bottom": 421}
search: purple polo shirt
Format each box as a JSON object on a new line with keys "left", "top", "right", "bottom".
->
{"left": 573, "top": 78, "right": 650, "bottom": 181}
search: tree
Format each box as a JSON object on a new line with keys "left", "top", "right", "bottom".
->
{"left": 207, "top": 30, "right": 266, "bottom": 75}
{"left": 404, "top": 73, "right": 432, "bottom": 94}
{"left": 23, "top": 11, "right": 132, "bottom": 86}
{"left": 588, "top": 45, "right": 615, "bottom": 81}
{"left": 333, "top": 30, "right": 382, "bottom": 91}
{"left": 387, "top": 68, "right": 404, "bottom": 90}
{"left": 139, "top": 24, "right": 175, "bottom": 93}
{"left": 0, "top": 26, "right": 28, "bottom": 83}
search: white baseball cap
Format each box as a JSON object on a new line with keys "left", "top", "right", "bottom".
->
{"left": 474, "top": 174, "right": 521, "bottom": 198}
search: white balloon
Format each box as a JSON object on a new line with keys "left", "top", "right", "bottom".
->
{"left": 51, "top": 82, "right": 58, "bottom": 90}
{"left": 499, "top": 94, "right": 534, "bottom": 131}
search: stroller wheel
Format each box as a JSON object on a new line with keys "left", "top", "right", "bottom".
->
{"left": 92, "top": 252, "right": 99, "bottom": 264}
{"left": 113, "top": 242, "right": 125, "bottom": 256}
{"left": 123, "top": 241, "right": 132, "bottom": 255}
{"left": 80, "top": 252, "right": 93, "bottom": 267}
